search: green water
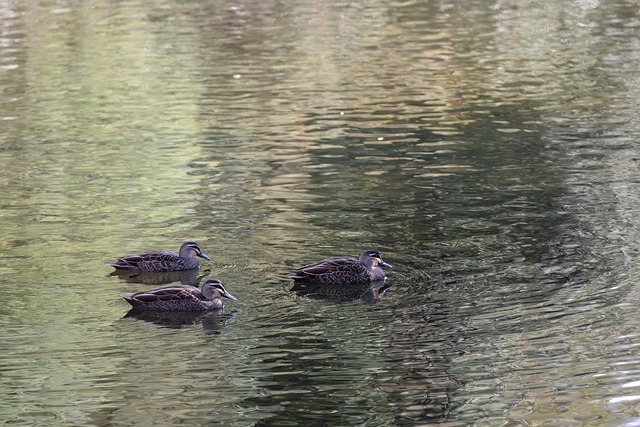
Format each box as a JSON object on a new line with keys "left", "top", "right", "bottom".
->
{"left": 2, "top": 0, "right": 640, "bottom": 425}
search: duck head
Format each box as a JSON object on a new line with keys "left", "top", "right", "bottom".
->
{"left": 201, "top": 279, "right": 237, "bottom": 301}
{"left": 180, "top": 241, "right": 211, "bottom": 261}
{"left": 361, "top": 250, "right": 392, "bottom": 269}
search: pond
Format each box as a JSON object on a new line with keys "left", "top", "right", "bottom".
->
{"left": 2, "top": 0, "right": 640, "bottom": 425}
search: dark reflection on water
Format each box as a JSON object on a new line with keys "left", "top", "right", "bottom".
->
{"left": 109, "top": 268, "right": 209, "bottom": 287}
{"left": 226, "top": 302, "right": 398, "bottom": 426}
{"left": 2, "top": 0, "right": 640, "bottom": 426}
{"left": 124, "top": 309, "right": 237, "bottom": 332}
{"left": 290, "top": 279, "right": 392, "bottom": 304}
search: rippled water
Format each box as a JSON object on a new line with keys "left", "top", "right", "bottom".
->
{"left": 2, "top": 0, "right": 640, "bottom": 425}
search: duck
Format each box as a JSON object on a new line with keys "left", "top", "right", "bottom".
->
{"left": 106, "top": 241, "right": 210, "bottom": 272}
{"left": 121, "top": 279, "right": 237, "bottom": 311}
{"left": 288, "top": 250, "right": 392, "bottom": 285}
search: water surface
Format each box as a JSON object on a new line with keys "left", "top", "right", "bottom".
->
{"left": 2, "top": 0, "right": 640, "bottom": 425}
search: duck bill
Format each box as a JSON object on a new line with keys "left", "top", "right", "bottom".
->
{"left": 198, "top": 252, "right": 211, "bottom": 261}
{"left": 222, "top": 291, "right": 237, "bottom": 301}
{"left": 380, "top": 261, "right": 392, "bottom": 269}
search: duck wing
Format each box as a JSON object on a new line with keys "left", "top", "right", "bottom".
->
{"left": 288, "top": 257, "right": 368, "bottom": 284}
{"left": 128, "top": 285, "right": 201, "bottom": 303}
{"left": 107, "top": 250, "right": 179, "bottom": 270}
{"left": 292, "top": 256, "right": 357, "bottom": 273}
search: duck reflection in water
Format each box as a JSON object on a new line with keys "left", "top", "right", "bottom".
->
{"left": 108, "top": 268, "right": 208, "bottom": 287}
{"left": 291, "top": 279, "right": 392, "bottom": 304}
{"left": 124, "top": 309, "right": 237, "bottom": 332}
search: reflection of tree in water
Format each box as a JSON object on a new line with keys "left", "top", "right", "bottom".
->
{"left": 375, "top": 296, "right": 462, "bottom": 425}
{"left": 235, "top": 331, "right": 396, "bottom": 426}
{"left": 375, "top": 211, "right": 606, "bottom": 425}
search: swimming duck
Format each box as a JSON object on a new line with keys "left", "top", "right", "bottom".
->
{"left": 288, "top": 250, "right": 392, "bottom": 285}
{"left": 106, "top": 241, "right": 210, "bottom": 272}
{"left": 121, "top": 279, "right": 237, "bottom": 311}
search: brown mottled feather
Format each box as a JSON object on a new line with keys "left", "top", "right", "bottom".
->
{"left": 288, "top": 250, "right": 391, "bottom": 286}
{"left": 107, "top": 242, "right": 210, "bottom": 272}
{"left": 121, "top": 279, "right": 236, "bottom": 311}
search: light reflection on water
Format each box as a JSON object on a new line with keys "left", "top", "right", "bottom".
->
{"left": 2, "top": 0, "right": 640, "bottom": 425}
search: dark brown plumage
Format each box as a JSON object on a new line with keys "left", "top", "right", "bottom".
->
{"left": 121, "top": 279, "right": 237, "bottom": 311}
{"left": 106, "top": 241, "right": 210, "bottom": 272}
{"left": 288, "top": 250, "right": 392, "bottom": 285}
